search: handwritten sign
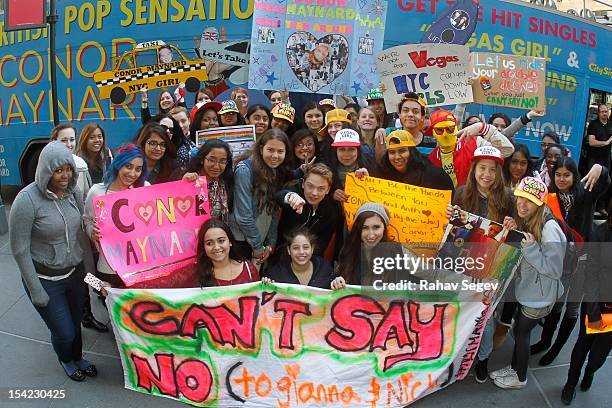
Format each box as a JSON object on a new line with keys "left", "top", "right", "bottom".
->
{"left": 344, "top": 174, "right": 451, "bottom": 246}
{"left": 195, "top": 125, "right": 256, "bottom": 158}
{"left": 108, "top": 282, "right": 494, "bottom": 406}
{"left": 94, "top": 180, "right": 210, "bottom": 286}
{"left": 248, "top": 0, "right": 387, "bottom": 95}
{"left": 470, "top": 52, "right": 546, "bottom": 110}
{"left": 376, "top": 43, "right": 473, "bottom": 113}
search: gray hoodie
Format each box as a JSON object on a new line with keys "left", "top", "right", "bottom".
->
{"left": 9, "top": 141, "right": 94, "bottom": 307}
{"left": 515, "top": 217, "right": 566, "bottom": 308}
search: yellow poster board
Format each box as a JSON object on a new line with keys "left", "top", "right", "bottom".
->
{"left": 344, "top": 174, "right": 452, "bottom": 248}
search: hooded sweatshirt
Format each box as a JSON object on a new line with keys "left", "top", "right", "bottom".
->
{"left": 515, "top": 217, "right": 566, "bottom": 308}
{"left": 9, "top": 141, "right": 94, "bottom": 307}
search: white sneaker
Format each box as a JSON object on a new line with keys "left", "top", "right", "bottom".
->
{"left": 489, "top": 365, "right": 515, "bottom": 380}
{"left": 493, "top": 372, "right": 527, "bottom": 389}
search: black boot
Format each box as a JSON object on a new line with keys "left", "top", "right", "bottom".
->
{"left": 531, "top": 311, "right": 561, "bottom": 354}
{"left": 561, "top": 383, "right": 576, "bottom": 405}
{"left": 82, "top": 293, "right": 108, "bottom": 333}
{"left": 580, "top": 372, "right": 594, "bottom": 392}
{"left": 540, "top": 317, "right": 577, "bottom": 366}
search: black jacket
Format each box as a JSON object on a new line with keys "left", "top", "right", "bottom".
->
{"left": 585, "top": 222, "right": 612, "bottom": 322}
{"left": 267, "top": 256, "right": 333, "bottom": 289}
{"left": 375, "top": 158, "right": 454, "bottom": 191}
{"left": 274, "top": 185, "right": 340, "bottom": 256}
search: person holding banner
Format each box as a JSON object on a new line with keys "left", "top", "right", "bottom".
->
{"left": 561, "top": 199, "right": 612, "bottom": 405}
{"left": 375, "top": 130, "right": 454, "bottom": 191}
{"left": 245, "top": 104, "right": 271, "bottom": 140}
{"left": 10, "top": 141, "right": 97, "bottom": 382}
{"left": 267, "top": 228, "right": 333, "bottom": 289}
{"left": 332, "top": 202, "right": 402, "bottom": 287}
{"left": 190, "top": 101, "right": 223, "bottom": 134}
{"left": 230, "top": 129, "right": 293, "bottom": 266}
{"left": 84, "top": 144, "right": 149, "bottom": 288}
{"left": 491, "top": 177, "right": 565, "bottom": 390}
{"left": 181, "top": 139, "right": 234, "bottom": 222}
{"left": 446, "top": 146, "right": 516, "bottom": 383}
{"left": 136, "top": 123, "right": 177, "bottom": 185}
{"left": 196, "top": 218, "right": 260, "bottom": 286}
{"left": 531, "top": 157, "right": 609, "bottom": 367}
{"left": 427, "top": 110, "right": 514, "bottom": 188}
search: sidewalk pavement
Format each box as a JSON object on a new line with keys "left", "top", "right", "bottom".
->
{"left": 0, "top": 206, "right": 609, "bottom": 408}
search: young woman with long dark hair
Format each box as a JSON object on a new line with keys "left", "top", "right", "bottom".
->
{"left": 75, "top": 123, "right": 112, "bottom": 184}
{"left": 136, "top": 122, "right": 177, "bottom": 184}
{"left": 196, "top": 218, "right": 259, "bottom": 286}
{"left": 502, "top": 143, "right": 536, "bottom": 189}
{"left": 229, "top": 128, "right": 293, "bottom": 265}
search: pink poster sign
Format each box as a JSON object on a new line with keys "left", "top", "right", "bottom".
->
{"left": 94, "top": 179, "right": 210, "bottom": 286}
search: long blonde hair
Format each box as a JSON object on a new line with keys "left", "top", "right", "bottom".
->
{"left": 515, "top": 204, "right": 546, "bottom": 242}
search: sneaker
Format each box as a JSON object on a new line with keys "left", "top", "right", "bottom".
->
{"left": 580, "top": 373, "right": 593, "bottom": 392}
{"left": 561, "top": 383, "right": 576, "bottom": 405}
{"left": 489, "top": 365, "right": 515, "bottom": 380}
{"left": 493, "top": 372, "right": 527, "bottom": 389}
{"left": 474, "top": 358, "right": 488, "bottom": 383}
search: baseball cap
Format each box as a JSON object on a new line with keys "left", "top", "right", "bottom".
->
{"left": 319, "top": 98, "right": 336, "bottom": 109}
{"left": 332, "top": 129, "right": 361, "bottom": 147}
{"left": 271, "top": 102, "right": 295, "bottom": 124}
{"left": 190, "top": 101, "right": 223, "bottom": 122}
{"left": 319, "top": 109, "right": 352, "bottom": 135}
{"left": 472, "top": 146, "right": 504, "bottom": 165}
{"left": 218, "top": 100, "right": 239, "bottom": 115}
{"left": 426, "top": 109, "right": 457, "bottom": 135}
{"left": 514, "top": 176, "right": 547, "bottom": 207}
{"left": 366, "top": 88, "right": 384, "bottom": 101}
{"left": 385, "top": 130, "right": 416, "bottom": 150}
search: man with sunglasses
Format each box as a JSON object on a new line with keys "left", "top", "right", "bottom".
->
{"left": 428, "top": 110, "right": 514, "bottom": 188}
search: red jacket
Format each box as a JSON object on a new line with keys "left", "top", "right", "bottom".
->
{"left": 428, "top": 136, "right": 479, "bottom": 187}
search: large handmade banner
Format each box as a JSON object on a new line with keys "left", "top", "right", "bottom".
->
{"left": 108, "top": 282, "right": 498, "bottom": 407}
{"left": 344, "top": 174, "right": 451, "bottom": 253}
{"left": 94, "top": 180, "right": 210, "bottom": 286}
{"left": 376, "top": 43, "right": 473, "bottom": 113}
{"left": 248, "top": 0, "right": 387, "bottom": 95}
{"left": 470, "top": 52, "right": 546, "bottom": 111}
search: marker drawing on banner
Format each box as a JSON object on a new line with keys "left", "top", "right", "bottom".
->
{"left": 376, "top": 44, "right": 473, "bottom": 113}
{"left": 471, "top": 52, "right": 546, "bottom": 111}
{"left": 249, "top": 0, "right": 388, "bottom": 95}
{"left": 195, "top": 125, "right": 256, "bottom": 158}
{"left": 195, "top": 27, "right": 250, "bottom": 86}
{"left": 94, "top": 180, "right": 210, "bottom": 286}
{"left": 420, "top": 0, "right": 479, "bottom": 45}
{"left": 344, "top": 174, "right": 451, "bottom": 253}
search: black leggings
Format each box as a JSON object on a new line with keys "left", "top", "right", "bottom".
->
{"left": 511, "top": 309, "right": 542, "bottom": 381}
{"left": 566, "top": 303, "right": 612, "bottom": 386}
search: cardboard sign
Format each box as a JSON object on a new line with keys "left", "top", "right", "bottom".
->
{"left": 343, "top": 174, "right": 451, "bottom": 247}
{"left": 108, "top": 282, "right": 495, "bottom": 406}
{"left": 471, "top": 52, "right": 546, "bottom": 111}
{"left": 248, "top": 0, "right": 387, "bottom": 95}
{"left": 195, "top": 125, "right": 256, "bottom": 158}
{"left": 94, "top": 180, "right": 210, "bottom": 286}
{"left": 376, "top": 43, "right": 473, "bottom": 112}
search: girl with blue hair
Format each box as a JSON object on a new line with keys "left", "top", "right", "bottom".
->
{"left": 83, "top": 144, "right": 148, "bottom": 287}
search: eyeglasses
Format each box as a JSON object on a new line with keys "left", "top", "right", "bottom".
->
{"left": 297, "top": 142, "right": 315, "bottom": 149}
{"left": 146, "top": 140, "right": 167, "bottom": 150}
{"left": 205, "top": 157, "right": 228, "bottom": 167}
{"left": 433, "top": 126, "right": 456, "bottom": 136}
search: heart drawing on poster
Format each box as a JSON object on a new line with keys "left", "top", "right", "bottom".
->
{"left": 286, "top": 32, "right": 349, "bottom": 92}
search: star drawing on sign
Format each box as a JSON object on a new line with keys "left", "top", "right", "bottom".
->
{"left": 351, "top": 81, "right": 362, "bottom": 94}
{"left": 266, "top": 72, "right": 278, "bottom": 85}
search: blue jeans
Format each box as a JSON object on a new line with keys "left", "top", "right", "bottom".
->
{"left": 24, "top": 263, "right": 86, "bottom": 363}
{"left": 477, "top": 315, "right": 495, "bottom": 361}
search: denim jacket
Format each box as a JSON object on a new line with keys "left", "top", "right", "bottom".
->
{"left": 229, "top": 160, "right": 279, "bottom": 254}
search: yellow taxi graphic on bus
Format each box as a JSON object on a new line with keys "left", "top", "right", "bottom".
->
{"left": 94, "top": 40, "right": 208, "bottom": 104}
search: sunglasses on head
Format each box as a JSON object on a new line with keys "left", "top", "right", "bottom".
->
{"left": 433, "top": 125, "right": 456, "bottom": 136}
